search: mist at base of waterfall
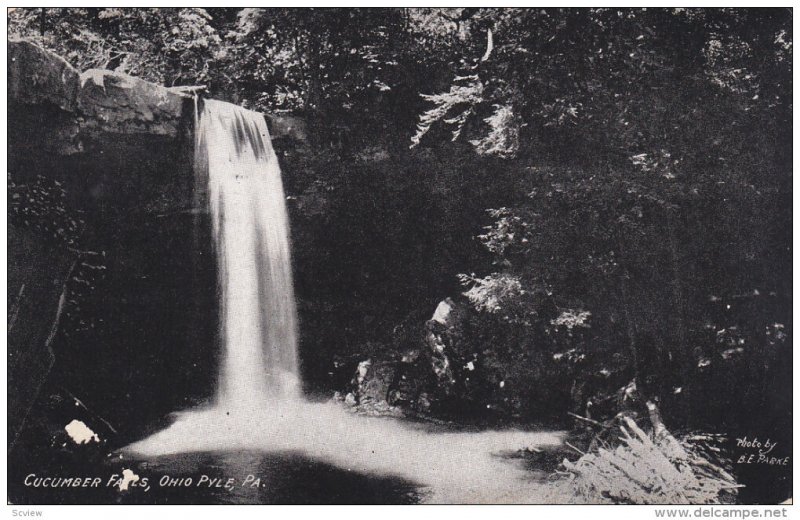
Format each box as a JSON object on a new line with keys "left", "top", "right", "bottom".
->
{"left": 124, "top": 400, "right": 565, "bottom": 503}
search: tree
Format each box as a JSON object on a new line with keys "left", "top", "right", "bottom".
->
{"left": 411, "top": 8, "right": 791, "bottom": 426}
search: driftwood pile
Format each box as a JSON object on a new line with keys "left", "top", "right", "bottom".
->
{"left": 549, "top": 402, "right": 740, "bottom": 504}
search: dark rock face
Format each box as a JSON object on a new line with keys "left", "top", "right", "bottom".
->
{"left": 7, "top": 227, "right": 74, "bottom": 446}
{"left": 9, "top": 39, "right": 80, "bottom": 112}
{"left": 8, "top": 40, "right": 196, "bottom": 211}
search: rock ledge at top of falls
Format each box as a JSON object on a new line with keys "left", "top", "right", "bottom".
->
{"left": 78, "top": 69, "right": 186, "bottom": 136}
{"left": 9, "top": 39, "right": 186, "bottom": 138}
{"left": 9, "top": 39, "right": 307, "bottom": 145}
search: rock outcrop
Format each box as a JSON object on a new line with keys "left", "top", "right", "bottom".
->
{"left": 339, "top": 298, "right": 476, "bottom": 418}
{"left": 9, "top": 40, "right": 189, "bottom": 158}
{"left": 77, "top": 68, "right": 186, "bottom": 137}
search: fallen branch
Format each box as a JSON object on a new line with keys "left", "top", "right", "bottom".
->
{"left": 568, "top": 411, "right": 604, "bottom": 428}
{"left": 168, "top": 85, "right": 208, "bottom": 98}
{"left": 61, "top": 387, "right": 118, "bottom": 435}
{"left": 565, "top": 441, "right": 586, "bottom": 456}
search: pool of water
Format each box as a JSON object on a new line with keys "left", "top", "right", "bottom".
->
{"left": 9, "top": 447, "right": 425, "bottom": 505}
{"left": 9, "top": 377, "right": 569, "bottom": 505}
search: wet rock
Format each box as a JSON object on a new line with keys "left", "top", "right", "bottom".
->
{"left": 337, "top": 366, "right": 405, "bottom": 417}
{"left": 335, "top": 358, "right": 408, "bottom": 417}
{"left": 353, "top": 399, "right": 404, "bottom": 418}
{"left": 424, "top": 298, "right": 469, "bottom": 396}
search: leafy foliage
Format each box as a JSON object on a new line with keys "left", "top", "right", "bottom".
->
{"left": 403, "top": 8, "right": 792, "bottom": 435}
{"left": 8, "top": 173, "right": 84, "bottom": 247}
{"left": 549, "top": 416, "right": 739, "bottom": 504}
{"left": 9, "top": 8, "right": 222, "bottom": 86}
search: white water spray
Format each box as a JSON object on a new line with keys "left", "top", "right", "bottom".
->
{"left": 196, "top": 100, "right": 300, "bottom": 407}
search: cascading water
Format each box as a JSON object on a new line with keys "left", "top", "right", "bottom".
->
{"left": 195, "top": 100, "right": 300, "bottom": 407}
{"left": 125, "top": 98, "right": 565, "bottom": 503}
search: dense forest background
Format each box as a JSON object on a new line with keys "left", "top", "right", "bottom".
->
{"left": 9, "top": 8, "right": 792, "bottom": 499}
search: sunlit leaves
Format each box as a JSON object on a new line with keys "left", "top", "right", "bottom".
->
{"left": 411, "top": 75, "right": 483, "bottom": 147}
{"left": 469, "top": 104, "right": 520, "bottom": 157}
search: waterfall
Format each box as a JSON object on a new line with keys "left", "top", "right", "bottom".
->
{"left": 126, "top": 100, "right": 565, "bottom": 504}
{"left": 194, "top": 99, "right": 300, "bottom": 407}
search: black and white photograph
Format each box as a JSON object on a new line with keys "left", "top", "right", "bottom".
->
{"left": 5, "top": 6, "right": 794, "bottom": 509}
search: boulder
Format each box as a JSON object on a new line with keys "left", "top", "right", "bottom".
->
{"left": 337, "top": 359, "right": 405, "bottom": 417}
{"left": 431, "top": 297, "right": 456, "bottom": 326}
{"left": 424, "top": 298, "right": 468, "bottom": 394}
{"left": 351, "top": 359, "right": 396, "bottom": 405}
{"left": 341, "top": 299, "right": 474, "bottom": 416}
